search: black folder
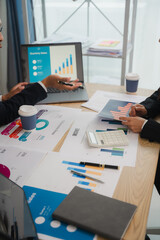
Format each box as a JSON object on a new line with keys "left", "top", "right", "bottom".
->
{"left": 52, "top": 186, "right": 137, "bottom": 240}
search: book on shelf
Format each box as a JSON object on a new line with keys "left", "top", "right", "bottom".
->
{"left": 89, "top": 39, "right": 122, "bottom": 52}
{"left": 86, "top": 39, "right": 131, "bottom": 57}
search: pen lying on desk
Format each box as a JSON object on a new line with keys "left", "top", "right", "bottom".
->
{"left": 70, "top": 169, "right": 104, "bottom": 184}
{"left": 80, "top": 162, "right": 119, "bottom": 170}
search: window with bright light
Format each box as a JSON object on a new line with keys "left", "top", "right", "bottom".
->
{"left": 31, "top": 0, "right": 160, "bottom": 90}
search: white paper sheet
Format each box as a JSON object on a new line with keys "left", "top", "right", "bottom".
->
{"left": 0, "top": 105, "right": 81, "bottom": 151}
{"left": 60, "top": 112, "right": 138, "bottom": 167}
{"left": 0, "top": 145, "right": 46, "bottom": 186}
{"left": 81, "top": 90, "right": 147, "bottom": 112}
{"left": 25, "top": 151, "right": 122, "bottom": 198}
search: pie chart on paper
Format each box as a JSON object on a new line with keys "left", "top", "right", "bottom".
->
{"left": 0, "top": 164, "right": 10, "bottom": 178}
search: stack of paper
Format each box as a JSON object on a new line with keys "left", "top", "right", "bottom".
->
{"left": 86, "top": 39, "right": 131, "bottom": 57}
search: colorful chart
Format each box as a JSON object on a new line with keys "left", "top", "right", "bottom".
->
{"left": 97, "top": 125, "right": 128, "bottom": 135}
{"left": 0, "top": 164, "right": 10, "bottom": 178}
{"left": 23, "top": 185, "right": 94, "bottom": 240}
{"left": 62, "top": 160, "right": 104, "bottom": 191}
{"left": 0, "top": 109, "right": 49, "bottom": 142}
{"left": 55, "top": 54, "right": 73, "bottom": 75}
{"left": 50, "top": 45, "right": 77, "bottom": 80}
{"left": 98, "top": 40, "right": 120, "bottom": 47}
{"left": 99, "top": 99, "right": 135, "bottom": 120}
{"left": 101, "top": 148, "right": 124, "bottom": 156}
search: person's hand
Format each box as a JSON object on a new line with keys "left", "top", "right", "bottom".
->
{"left": 119, "top": 116, "right": 146, "bottom": 133}
{"left": 2, "top": 82, "right": 28, "bottom": 101}
{"left": 129, "top": 104, "right": 147, "bottom": 117}
{"left": 41, "top": 75, "right": 82, "bottom": 90}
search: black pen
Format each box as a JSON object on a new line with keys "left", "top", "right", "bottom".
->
{"left": 58, "top": 81, "right": 73, "bottom": 86}
{"left": 58, "top": 81, "right": 84, "bottom": 89}
{"left": 80, "top": 162, "right": 119, "bottom": 170}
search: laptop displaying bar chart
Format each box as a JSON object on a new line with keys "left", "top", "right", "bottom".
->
{"left": 21, "top": 42, "right": 88, "bottom": 103}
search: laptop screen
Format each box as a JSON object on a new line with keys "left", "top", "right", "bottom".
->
{"left": 0, "top": 173, "right": 38, "bottom": 240}
{"left": 21, "top": 42, "right": 84, "bottom": 84}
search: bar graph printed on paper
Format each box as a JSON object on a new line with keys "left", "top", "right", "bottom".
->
{"left": 62, "top": 160, "right": 104, "bottom": 191}
{"left": 99, "top": 99, "right": 135, "bottom": 121}
{"left": 55, "top": 54, "right": 73, "bottom": 75}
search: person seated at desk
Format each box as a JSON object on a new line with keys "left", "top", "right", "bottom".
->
{"left": 119, "top": 88, "right": 160, "bottom": 197}
{"left": 0, "top": 18, "right": 81, "bottom": 126}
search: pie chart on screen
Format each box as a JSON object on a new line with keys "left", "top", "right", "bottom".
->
{"left": 0, "top": 164, "right": 10, "bottom": 178}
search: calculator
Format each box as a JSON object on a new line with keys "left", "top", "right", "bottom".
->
{"left": 86, "top": 130, "right": 129, "bottom": 148}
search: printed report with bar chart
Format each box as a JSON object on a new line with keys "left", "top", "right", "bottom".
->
{"left": 24, "top": 151, "right": 122, "bottom": 239}
{"left": 60, "top": 111, "right": 138, "bottom": 167}
{"left": 98, "top": 99, "right": 135, "bottom": 121}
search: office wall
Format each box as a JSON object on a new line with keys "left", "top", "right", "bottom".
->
{"left": 0, "top": 0, "right": 7, "bottom": 94}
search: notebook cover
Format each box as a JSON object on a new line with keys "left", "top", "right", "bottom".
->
{"left": 98, "top": 99, "right": 135, "bottom": 121}
{"left": 52, "top": 186, "right": 137, "bottom": 240}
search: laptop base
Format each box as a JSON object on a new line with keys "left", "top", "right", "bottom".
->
{"left": 38, "top": 88, "right": 88, "bottom": 104}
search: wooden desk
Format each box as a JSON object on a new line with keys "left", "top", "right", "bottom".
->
{"left": 50, "top": 83, "right": 160, "bottom": 240}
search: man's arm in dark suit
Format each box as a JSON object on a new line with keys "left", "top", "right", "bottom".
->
{"left": 0, "top": 83, "right": 47, "bottom": 126}
{"left": 140, "top": 90, "right": 160, "bottom": 195}
{"left": 139, "top": 89, "right": 160, "bottom": 142}
{"left": 140, "top": 119, "right": 160, "bottom": 143}
{"left": 141, "top": 89, "right": 160, "bottom": 118}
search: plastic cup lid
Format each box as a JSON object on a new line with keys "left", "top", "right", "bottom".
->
{"left": 125, "top": 73, "right": 140, "bottom": 80}
{"left": 18, "top": 105, "right": 38, "bottom": 117}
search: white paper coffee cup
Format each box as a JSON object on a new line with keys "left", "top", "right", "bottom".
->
{"left": 125, "top": 73, "right": 139, "bottom": 93}
{"left": 18, "top": 105, "right": 38, "bottom": 131}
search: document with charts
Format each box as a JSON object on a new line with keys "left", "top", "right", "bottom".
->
{"left": 98, "top": 99, "right": 135, "bottom": 121}
{"left": 0, "top": 105, "right": 81, "bottom": 151}
{"left": 0, "top": 145, "right": 46, "bottom": 186}
{"left": 81, "top": 90, "right": 146, "bottom": 112}
{"left": 24, "top": 151, "right": 122, "bottom": 240}
{"left": 60, "top": 111, "right": 138, "bottom": 167}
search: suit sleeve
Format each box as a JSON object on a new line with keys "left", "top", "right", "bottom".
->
{"left": 139, "top": 89, "right": 160, "bottom": 142}
{"left": 140, "top": 89, "right": 160, "bottom": 118}
{"left": 0, "top": 83, "right": 47, "bottom": 126}
{"left": 140, "top": 119, "right": 160, "bottom": 143}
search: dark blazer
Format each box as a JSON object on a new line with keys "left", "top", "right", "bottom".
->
{"left": 0, "top": 83, "right": 47, "bottom": 126}
{"left": 140, "top": 89, "right": 160, "bottom": 143}
{"left": 140, "top": 88, "right": 160, "bottom": 194}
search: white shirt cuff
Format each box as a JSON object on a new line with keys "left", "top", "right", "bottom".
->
{"left": 38, "top": 81, "right": 47, "bottom": 92}
{"left": 0, "top": 95, "right": 2, "bottom": 102}
{"left": 141, "top": 120, "right": 148, "bottom": 130}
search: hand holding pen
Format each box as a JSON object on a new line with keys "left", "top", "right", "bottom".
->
{"left": 58, "top": 80, "right": 84, "bottom": 89}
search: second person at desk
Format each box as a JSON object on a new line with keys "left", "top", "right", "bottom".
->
{"left": 119, "top": 87, "right": 160, "bottom": 195}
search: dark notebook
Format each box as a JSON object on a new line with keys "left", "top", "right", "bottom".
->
{"left": 52, "top": 186, "right": 137, "bottom": 240}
